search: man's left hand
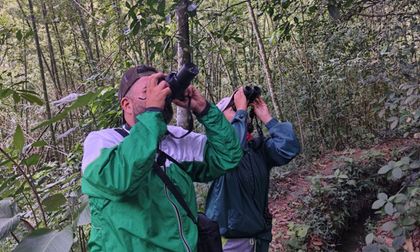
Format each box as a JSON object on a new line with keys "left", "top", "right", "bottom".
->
{"left": 173, "top": 86, "right": 207, "bottom": 114}
{"left": 252, "top": 98, "right": 273, "bottom": 124}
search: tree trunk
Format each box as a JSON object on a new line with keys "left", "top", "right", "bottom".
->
{"left": 72, "top": 0, "right": 96, "bottom": 76}
{"left": 27, "top": 0, "right": 57, "bottom": 157}
{"left": 175, "top": 0, "right": 191, "bottom": 128}
{"left": 41, "top": 2, "right": 62, "bottom": 97}
{"left": 90, "top": 0, "right": 101, "bottom": 60}
{"left": 246, "top": 0, "right": 283, "bottom": 120}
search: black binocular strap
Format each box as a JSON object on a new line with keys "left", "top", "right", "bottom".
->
{"left": 113, "top": 128, "right": 197, "bottom": 224}
{"left": 153, "top": 159, "right": 198, "bottom": 225}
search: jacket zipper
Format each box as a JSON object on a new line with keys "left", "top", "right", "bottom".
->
{"left": 163, "top": 167, "right": 192, "bottom": 252}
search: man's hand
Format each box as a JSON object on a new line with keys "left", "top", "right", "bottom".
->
{"left": 233, "top": 87, "right": 248, "bottom": 111}
{"left": 252, "top": 98, "right": 273, "bottom": 124}
{"left": 173, "top": 86, "right": 207, "bottom": 114}
{"left": 145, "top": 73, "right": 172, "bottom": 110}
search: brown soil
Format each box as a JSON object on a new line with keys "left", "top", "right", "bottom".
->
{"left": 268, "top": 137, "right": 419, "bottom": 252}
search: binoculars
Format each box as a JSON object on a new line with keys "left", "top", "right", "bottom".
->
{"left": 243, "top": 85, "right": 261, "bottom": 103}
{"left": 164, "top": 62, "right": 199, "bottom": 100}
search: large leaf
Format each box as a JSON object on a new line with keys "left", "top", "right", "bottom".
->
{"left": 378, "top": 165, "right": 392, "bottom": 174}
{"left": 32, "top": 92, "right": 96, "bottom": 131}
{"left": 381, "top": 221, "right": 397, "bottom": 232}
{"left": 76, "top": 195, "right": 91, "bottom": 226}
{"left": 371, "top": 199, "right": 386, "bottom": 209}
{"left": 0, "top": 198, "right": 20, "bottom": 240}
{"left": 13, "top": 228, "right": 73, "bottom": 252}
{"left": 20, "top": 93, "right": 44, "bottom": 105}
{"left": 0, "top": 215, "right": 21, "bottom": 240}
{"left": 0, "top": 198, "right": 18, "bottom": 218}
{"left": 391, "top": 167, "right": 402, "bottom": 180}
{"left": 365, "top": 233, "right": 374, "bottom": 245}
{"left": 384, "top": 202, "right": 394, "bottom": 215}
{"left": 42, "top": 194, "right": 66, "bottom": 212}
{"left": 13, "top": 125, "right": 24, "bottom": 154}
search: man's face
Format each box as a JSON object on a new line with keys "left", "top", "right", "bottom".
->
{"left": 121, "top": 75, "right": 173, "bottom": 124}
{"left": 120, "top": 76, "right": 148, "bottom": 125}
{"left": 126, "top": 77, "right": 148, "bottom": 116}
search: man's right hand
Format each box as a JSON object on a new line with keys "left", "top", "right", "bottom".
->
{"left": 234, "top": 87, "right": 248, "bottom": 111}
{"left": 145, "top": 73, "right": 172, "bottom": 110}
{"left": 252, "top": 98, "right": 273, "bottom": 124}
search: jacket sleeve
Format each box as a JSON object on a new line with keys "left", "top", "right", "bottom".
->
{"left": 81, "top": 111, "right": 167, "bottom": 200}
{"left": 181, "top": 104, "right": 243, "bottom": 182}
{"left": 263, "top": 118, "right": 300, "bottom": 168}
{"left": 231, "top": 110, "right": 248, "bottom": 148}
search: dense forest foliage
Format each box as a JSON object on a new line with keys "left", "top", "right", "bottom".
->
{"left": 0, "top": 0, "right": 418, "bottom": 251}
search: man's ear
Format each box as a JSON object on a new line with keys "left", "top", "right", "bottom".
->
{"left": 120, "top": 97, "right": 133, "bottom": 116}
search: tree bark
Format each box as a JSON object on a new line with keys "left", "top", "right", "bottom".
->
{"left": 246, "top": 0, "right": 283, "bottom": 120}
{"left": 28, "top": 0, "right": 57, "bottom": 156}
{"left": 175, "top": 0, "right": 191, "bottom": 128}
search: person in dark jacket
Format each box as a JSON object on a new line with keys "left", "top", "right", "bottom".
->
{"left": 205, "top": 87, "right": 300, "bottom": 252}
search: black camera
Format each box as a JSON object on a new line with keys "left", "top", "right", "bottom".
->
{"left": 165, "top": 62, "right": 199, "bottom": 100}
{"left": 243, "top": 85, "right": 261, "bottom": 103}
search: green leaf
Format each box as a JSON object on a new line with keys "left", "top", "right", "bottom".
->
{"left": 401, "top": 216, "right": 415, "bottom": 226}
{"left": 32, "top": 140, "right": 47, "bottom": 147}
{"left": 390, "top": 119, "right": 398, "bottom": 130}
{"left": 372, "top": 199, "right": 386, "bottom": 209}
{"left": 378, "top": 165, "right": 392, "bottom": 174}
{"left": 232, "top": 37, "right": 244, "bottom": 43}
{"left": 392, "top": 227, "right": 403, "bottom": 237}
{"left": 16, "top": 30, "right": 22, "bottom": 41}
{"left": 67, "top": 92, "right": 96, "bottom": 109}
{"left": 20, "top": 92, "right": 44, "bottom": 105}
{"left": 391, "top": 167, "right": 402, "bottom": 180}
{"left": 365, "top": 233, "right": 374, "bottom": 245}
{"left": 0, "top": 198, "right": 21, "bottom": 240}
{"left": 24, "top": 154, "right": 40, "bottom": 166}
{"left": 381, "top": 221, "right": 396, "bottom": 232}
{"left": 296, "top": 225, "right": 309, "bottom": 238}
{"left": 13, "top": 125, "right": 25, "bottom": 154}
{"left": 12, "top": 92, "right": 21, "bottom": 103}
{"left": 393, "top": 193, "right": 407, "bottom": 203}
{"left": 33, "top": 92, "right": 96, "bottom": 131}
{"left": 400, "top": 157, "right": 410, "bottom": 165}
{"left": 362, "top": 244, "right": 379, "bottom": 252}
{"left": 76, "top": 195, "right": 91, "bottom": 226}
{"left": 42, "top": 194, "right": 66, "bottom": 212}
{"left": 392, "top": 236, "right": 405, "bottom": 249}
{"left": 0, "top": 89, "right": 14, "bottom": 99}
{"left": 384, "top": 202, "right": 394, "bottom": 215}
{"left": 0, "top": 215, "right": 21, "bottom": 240}
{"left": 386, "top": 116, "right": 398, "bottom": 122}
{"left": 0, "top": 198, "right": 18, "bottom": 218}
{"left": 409, "top": 161, "right": 420, "bottom": 169}
{"left": 13, "top": 227, "right": 73, "bottom": 252}
{"left": 377, "top": 193, "right": 388, "bottom": 200}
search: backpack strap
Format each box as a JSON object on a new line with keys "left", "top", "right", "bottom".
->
{"left": 114, "top": 127, "right": 129, "bottom": 138}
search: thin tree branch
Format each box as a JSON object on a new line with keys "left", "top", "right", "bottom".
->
{"left": 0, "top": 147, "right": 48, "bottom": 227}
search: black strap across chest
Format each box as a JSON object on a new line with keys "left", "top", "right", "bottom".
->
{"left": 114, "top": 128, "right": 197, "bottom": 224}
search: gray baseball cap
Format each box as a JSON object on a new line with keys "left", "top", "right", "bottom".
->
{"left": 118, "top": 65, "right": 157, "bottom": 102}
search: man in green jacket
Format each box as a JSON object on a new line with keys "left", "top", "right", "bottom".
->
{"left": 81, "top": 65, "right": 242, "bottom": 251}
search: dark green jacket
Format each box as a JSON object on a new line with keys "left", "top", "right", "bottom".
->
{"left": 81, "top": 105, "right": 242, "bottom": 251}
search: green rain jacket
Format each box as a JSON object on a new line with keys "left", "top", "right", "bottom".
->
{"left": 81, "top": 104, "right": 242, "bottom": 252}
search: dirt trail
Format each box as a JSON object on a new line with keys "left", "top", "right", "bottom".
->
{"left": 268, "top": 138, "right": 419, "bottom": 251}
